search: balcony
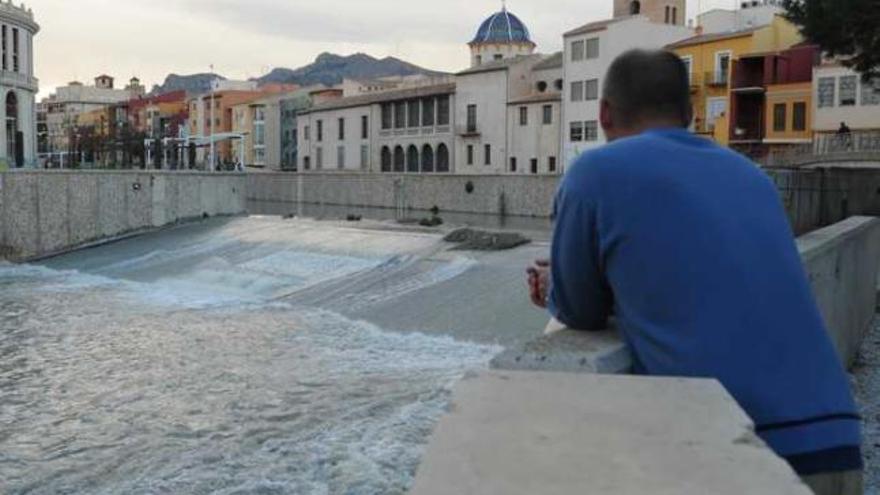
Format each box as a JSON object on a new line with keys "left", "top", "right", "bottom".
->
{"left": 0, "top": 70, "right": 38, "bottom": 92}
{"left": 458, "top": 124, "right": 480, "bottom": 138}
{"left": 705, "top": 71, "right": 729, "bottom": 87}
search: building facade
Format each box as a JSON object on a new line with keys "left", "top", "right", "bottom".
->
{"left": 813, "top": 63, "right": 880, "bottom": 134}
{"left": 0, "top": 2, "right": 38, "bottom": 168}
{"left": 562, "top": 14, "right": 693, "bottom": 164}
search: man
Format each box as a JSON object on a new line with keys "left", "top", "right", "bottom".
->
{"left": 528, "top": 49, "right": 862, "bottom": 495}
{"left": 837, "top": 121, "right": 853, "bottom": 150}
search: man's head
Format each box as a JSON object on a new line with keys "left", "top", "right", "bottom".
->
{"left": 600, "top": 49, "right": 693, "bottom": 142}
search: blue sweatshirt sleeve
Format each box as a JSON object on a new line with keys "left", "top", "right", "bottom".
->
{"left": 547, "top": 180, "right": 613, "bottom": 331}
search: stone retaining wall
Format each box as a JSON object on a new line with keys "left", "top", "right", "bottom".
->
{"left": 0, "top": 171, "right": 247, "bottom": 261}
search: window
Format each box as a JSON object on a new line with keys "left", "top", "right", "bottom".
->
{"left": 467, "top": 145, "right": 474, "bottom": 165}
{"left": 680, "top": 56, "right": 693, "bottom": 80}
{"left": 317, "top": 120, "right": 323, "bottom": 141}
{"left": 422, "top": 98, "right": 435, "bottom": 126}
{"left": 484, "top": 144, "right": 491, "bottom": 165}
{"left": 548, "top": 156, "right": 557, "bottom": 173}
{"left": 571, "top": 40, "right": 585, "bottom": 62}
{"left": 537, "top": 81, "right": 548, "bottom": 92}
{"left": 493, "top": 54, "right": 504, "bottom": 61}
{"left": 840, "top": 76, "right": 857, "bottom": 106}
{"left": 510, "top": 157, "right": 517, "bottom": 172}
{"left": 672, "top": 7, "right": 678, "bottom": 24}
{"left": 467, "top": 104, "right": 477, "bottom": 132}
{"left": 360, "top": 145, "right": 369, "bottom": 170}
{"left": 316, "top": 147, "right": 323, "bottom": 169}
{"left": 303, "top": 156, "right": 311, "bottom": 170}
{"left": 530, "top": 159, "right": 538, "bottom": 174}
{"left": 475, "top": 55, "right": 482, "bottom": 65}
{"left": 1, "top": 26, "right": 6, "bottom": 71}
{"left": 336, "top": 146, "right": 345, "bottom": 169}
{"left": 862, "top": 79, "right": 880, "bottom": 106}
{"left": 519, "top": 106, "right": 528, "bottom": 126}
{"left": 792, "top": 102, "right": 807, "bottom": 131}
{"left": 715, "top": 52, "right": 731, "bottom": 84}
{"left": 408, "top": 100, "right": 420, "bottom": 128}
{"left": 817, "top": 77, "right": 836, "bottom": 108}
{"left": 381, "top": 146, "right": 392, "bottom": 172}
{"left": 393, "top": 146, "right": 405, "bottom": 172}
{"left": 585, "top": 79, "right": 599, "bottom": 100}
{"left": 13, "top": 28, "right": 19, "bottom": 72}
{"left": 570, "top": 121, "right": 584, "bottom": 142}
{"left": 361, "top": 115, "right": 368, "bottom": 139}
{"left": 437, "top": 95, "right": 450, "bottom": 125}
{"left": 773, "top": 103, "right": 787, "bottom": 132}
{"left": 630, "top": 1, "right": 641, "bottom": 15}
{"left": 338, "top": 118, "right": 345, "bottom": 140}
{"left": 421, "top": 144, "right": 434, "bottom": 172}
{"left": 304, "top": 125, "right": 310, "bottom": 141}
{"left": 584, "top": 121, "right": 599, "bottom": 141}
{"left": 394, "top": 101, "right": 406, "bottom": 128}
{"left": 407, "top": 145, "right": 419, "bottom": 172}
{"left": 543, "top": 105, "right": 553, "bottom": 125}
{"left": 585, "top": 38, "right": 600, "bottom": 59}
{"left": 571, "top": 81, "right": 584, "bottom": 102}
{"left": 381, "top": 103, "right": 393, "bottom": 129}
{"left": 437, "top": 143, "right": 450, "bottom": 173}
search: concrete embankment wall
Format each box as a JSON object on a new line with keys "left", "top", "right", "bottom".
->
{"left": 247, "top": 172, "right": 560, "bottom": 218}
{"left": 798, "top": 216, "right": 880, "bottom": 367}
{"left": 0, "top": 171, "right": 246, "bottom": 261}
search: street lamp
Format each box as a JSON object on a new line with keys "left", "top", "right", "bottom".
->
{"left": 209, "top": 64, "right": 216, "bottom": 172}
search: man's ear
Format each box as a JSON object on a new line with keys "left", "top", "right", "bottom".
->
{"left": 599, "top": 99, "right": 614, "bottom": 135}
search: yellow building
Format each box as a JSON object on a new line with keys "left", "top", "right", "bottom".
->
{"left": 668, "top": 15, "right": 803, "bottom": 144}
{"left": 763, "top": 81, "right": 812, "bottom": 145}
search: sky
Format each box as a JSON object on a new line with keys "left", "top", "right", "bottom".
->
{"left": 30, "top": 0, "right": 740, "bottom": 97}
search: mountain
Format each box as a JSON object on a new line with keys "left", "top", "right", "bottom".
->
{"left": 256, "top": 52, "right": 447, "bottom": 87}
{"left": 151, "top": 73, "right": 226, "bottom": 96}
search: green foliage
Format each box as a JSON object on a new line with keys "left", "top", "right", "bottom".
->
{"left": 782, "top": 0, "right": 880, "bottom": 81}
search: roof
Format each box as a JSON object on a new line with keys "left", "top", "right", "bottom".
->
{"left": 532, "top": 52, "right": 563, "bottom": 71}
{"left": 507, "top": 92, "right": 562, "bottom": 105}
{"left": 470, "top": 8, "right": 534, "bottom": 46}
{"left": 302, "top": 83, "right": 456, "bottom": 114}
{"left": 456, "top": 55, "right": 540, "bottom": 76}
{"left": 666, "top": 27, "right": 760, "bottom": 49}
{"left": 564, "top": 17, "right": 626, "bottom": 37}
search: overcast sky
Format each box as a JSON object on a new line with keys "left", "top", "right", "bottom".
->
{"left": 31, "top": 0, "right": 740, "bottom": 96}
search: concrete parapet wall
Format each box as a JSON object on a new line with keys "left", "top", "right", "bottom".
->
{"left": 410, "top": 371, "right": 812, "bottom": 495}
{"left": 247, "top": 172, "right": 560, "bottom": 218}
{"left": 798, "top": 216, "right": 880, "bottom": 367}
{"left": 0, "top": 171, "right": 246, "bottom": 261}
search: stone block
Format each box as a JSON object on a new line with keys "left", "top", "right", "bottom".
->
{"left": 410, "top": 371, "right": 811, "bottom": 495}
{"left": 69, "top": 173, "right": 99, "bottom": 246}
{"left": 37, "top": 173, "right": 70, "bottom": 254}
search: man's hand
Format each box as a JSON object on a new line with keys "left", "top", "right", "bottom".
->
{"left": 526, "top": 259, "right": 550, "bottom": 309}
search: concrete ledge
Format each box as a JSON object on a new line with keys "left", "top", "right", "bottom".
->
{"left": 410, "top": 371, "right": 811, "bottom": 495}
{"left": 490, "top": 328, "right": 631, "bottom": 374}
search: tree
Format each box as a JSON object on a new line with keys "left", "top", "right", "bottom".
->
{"left": 781, "top": 0, "right": 880, "bottom": 81}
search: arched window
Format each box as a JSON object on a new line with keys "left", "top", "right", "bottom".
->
{"left": 554, "top": 79, "right": 564, "bottom": 91}
{"left": 6, "top": 91, "right": 18, "bottom": 167}
{"left": 630, "top": 1, "right": 641, "bottom": 15}
{"left": 380, "top": 146, "right": 392, "bottom": 172}
{"left": 436, "top": 143, "right": 450, "bottom": 173}
{"left": 421, "top": 144, "right": 434, "bottom": 173}
{"left": 406, "top": 145, "right": 419, "bottom": 173}
{"left": 393, "top": 145, "right": 405, "bottom": 172}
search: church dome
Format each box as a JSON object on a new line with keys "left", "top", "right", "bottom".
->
{"left": 470, "top": 8, "right": 534, "bottom": 46}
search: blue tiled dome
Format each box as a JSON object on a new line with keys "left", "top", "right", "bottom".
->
{"left": 470, "top": 8, "right": 533, "bottom": 45}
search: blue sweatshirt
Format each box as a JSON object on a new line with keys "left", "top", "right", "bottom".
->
{"left": 548, "top": 128, "right": 862, "bottom": 475}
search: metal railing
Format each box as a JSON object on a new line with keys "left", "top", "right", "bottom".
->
{"left": 761, "top": 131, "right": 880, "bottom": 167}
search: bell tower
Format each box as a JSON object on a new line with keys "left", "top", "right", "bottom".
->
{"left": 614, "top": 0, "right": 686, "bottom": 26}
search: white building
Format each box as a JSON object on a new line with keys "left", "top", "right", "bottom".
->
{"left": 813, "top": 62, "right": 880, "bottom": 134}
{"left": 698, "top": 0, "right": 783, "bottom": 34}
{"left": 297, "top": 84, "right": 455, "bottom": 173}
{"left": 507, "top": 53, "right": 563, "bottom": 174}
{"left": 0, "top": 1, "right": 38, "bottom": 168}
{"left": 561, "top": 11, "right": 692, "bottom": 165}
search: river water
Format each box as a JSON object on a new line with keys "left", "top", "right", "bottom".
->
{"left": 0, "top": 217, "right": 548, "bottom": 494}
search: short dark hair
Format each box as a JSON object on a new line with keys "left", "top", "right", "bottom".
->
{"left": 602, "top": 49, "right": 692, "bottom": 128}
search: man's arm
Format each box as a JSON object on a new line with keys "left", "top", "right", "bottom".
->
{"left": 547, "top": 185, "right": 613, "bottom": 331}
